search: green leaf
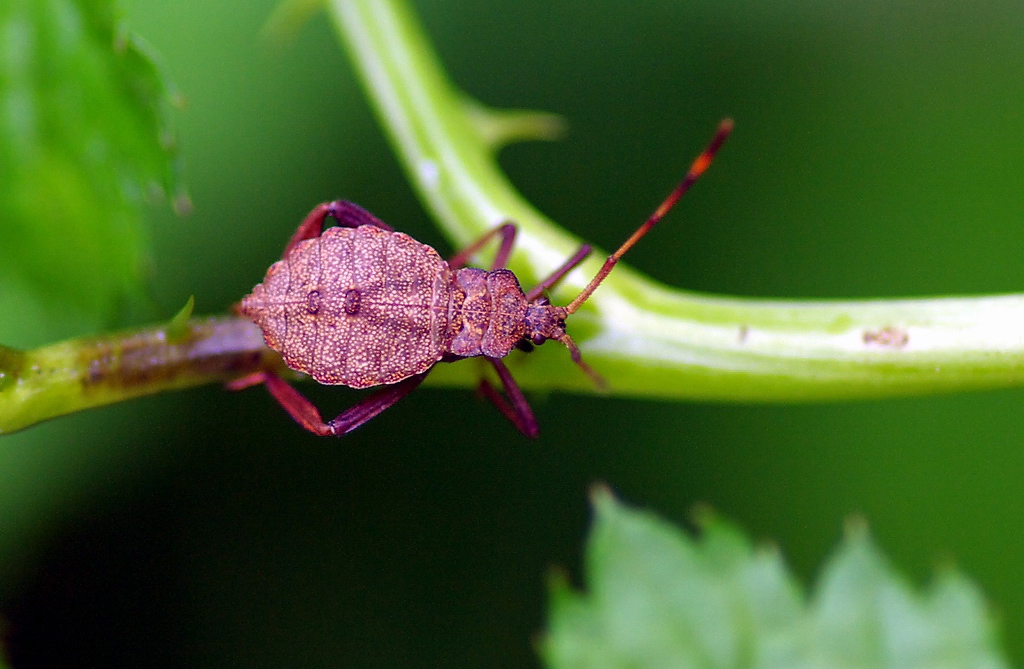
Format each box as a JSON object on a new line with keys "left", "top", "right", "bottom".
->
{"left": 0, "top": 0, "right": 184, "bottom": 333}
{"left": 542, "top": 489, "right": 1008, "bottom": 669}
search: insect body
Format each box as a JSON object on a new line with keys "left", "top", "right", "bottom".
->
{"left": 243, "top": 224, "right": 456, "bottom": 388}
{"left": 234, "top": 119, "right": 733, "bottom": 437}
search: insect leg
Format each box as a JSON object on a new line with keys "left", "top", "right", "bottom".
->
{"left": 524, "top": 244, "right": 592, "bottom": 301}
{"left": 479, "top": 358, "right": 539, "bottom": 438}
{"left": 225, "top": 371, "right": 270, "bottom": 391}
{"left": 447, "top": 223, "right": 517, "bottom": 270}
{"left": 284, "top": 201, "right": 394, "bottom": 255}
{"left": 228, "top": 370, "right": 334, "bottom": 436}
{"left": 229, "top": 370, "right": 426, "bottom": 436}
{"left": 323, "top": 201, "right": 395, "bottom": 232}
{"left": 323, "top": 372, "right": 429, "bottom": 436}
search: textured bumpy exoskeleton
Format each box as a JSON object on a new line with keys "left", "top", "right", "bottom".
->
{"left": 233, "top": 120, "right": 733, "bottom": 437}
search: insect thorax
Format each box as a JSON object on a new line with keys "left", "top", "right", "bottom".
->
{"left": 446, "top": 268, "right": 528, "bottom": 359}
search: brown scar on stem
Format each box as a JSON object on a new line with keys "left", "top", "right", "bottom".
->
{"left": 80, "top": 317, "right": 286, "bottom": 392}
{"left": 0, "top": 345, "right": 26, "bottom": 391}
{"left": 863, "top": 325, "right": 909, "bottom": 348}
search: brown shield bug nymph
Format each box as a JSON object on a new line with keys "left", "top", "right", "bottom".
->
{"left": 232, "top": 120, "right": 732, "bottom": 437}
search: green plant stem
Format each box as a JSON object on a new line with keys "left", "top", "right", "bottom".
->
{"left": 4, "top": 0, "right": 1024, "bottom": 435}
{"left": 326, "top": 0, "right": 1024, "bottom": 399}
{"left": 0, "top": 317, "right": 286, "bottom": 435}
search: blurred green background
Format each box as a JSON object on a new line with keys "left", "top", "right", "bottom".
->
{"left": 3, "top": 0, "right": 1024, "bottom": 666}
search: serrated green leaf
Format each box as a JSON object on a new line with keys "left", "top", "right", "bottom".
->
{"left": 0, "top": 0, "right": 183, "bottom": 332}
{"left": 542, "top": 490, "right": 1008, "bottom": 669}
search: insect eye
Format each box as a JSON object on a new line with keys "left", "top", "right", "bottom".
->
{"left": 532, "top": 334, "right": 547, "bottom": 346}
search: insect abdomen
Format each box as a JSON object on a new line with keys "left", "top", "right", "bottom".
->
{"left": 241, "top": 226, "right": 451, "bottom": 388}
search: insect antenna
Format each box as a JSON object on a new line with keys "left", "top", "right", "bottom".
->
{"left": 564, "top": 118, "right": 734, "bottom": 315}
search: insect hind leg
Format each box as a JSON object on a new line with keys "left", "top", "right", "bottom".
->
{"left": 228, "top": 370, "right": 426, "bottom": 436}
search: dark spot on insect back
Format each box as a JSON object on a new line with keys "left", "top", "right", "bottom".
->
{"left": 306, "top": 290, "right": 322, "bottom": 315}
{"left": 344, "top": 288, "right": 361, "bottom": 315}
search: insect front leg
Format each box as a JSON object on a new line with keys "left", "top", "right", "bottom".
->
{"left": 228, "top": 370, "right": 427, "bottom": 436}
{"left": 524, "top": 244, "right": 592, "bottom": 301}
{"left": 285, "top": 201, "right": 395, "bottom": 255}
